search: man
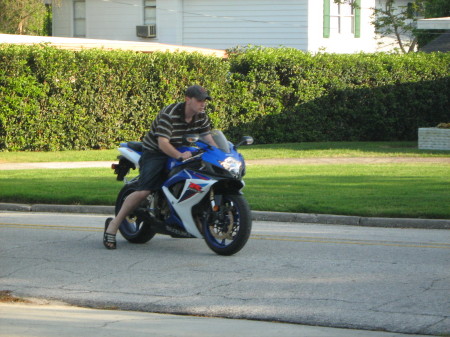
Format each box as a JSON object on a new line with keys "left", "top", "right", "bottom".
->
{"left": 103, "top": 85, "right": 216, "bottom": 249}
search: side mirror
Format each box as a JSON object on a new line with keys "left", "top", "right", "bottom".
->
{"left": 237, "top": 136, "right": 254, "bottom": 147}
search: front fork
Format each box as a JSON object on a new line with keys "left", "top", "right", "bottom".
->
{"left": 209, "top": 188, "right": 222, "bottom": 212}
{"left": 195, "top": 188, "right": 223, "bottom": 235}
{"left": 207, "top": 189, "right": 235, "bottom": 240}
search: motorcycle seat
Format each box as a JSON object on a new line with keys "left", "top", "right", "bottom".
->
{"left": 127, "top": 141, "right": 143, "bottom": 152}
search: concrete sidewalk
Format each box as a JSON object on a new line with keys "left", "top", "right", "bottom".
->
{"left": 0, "top": 202, "right": 449, "bottom": 229}
{"left": 0, "top": 302, "right": 433, "bottom": 337}
{"left": 1, "top": 157, "right": 449, "bottom": 170}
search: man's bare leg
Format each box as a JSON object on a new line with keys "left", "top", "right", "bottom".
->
{"left": 105, "top": 190, "right": 151, "bottom": 235}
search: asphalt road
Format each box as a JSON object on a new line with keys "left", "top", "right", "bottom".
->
{"left": 1, "top": 211, "right": 449, "bottom": 336}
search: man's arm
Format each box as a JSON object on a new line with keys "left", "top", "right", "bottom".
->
{"left": 158, "top": 137, "right": 192, "bottom": 161}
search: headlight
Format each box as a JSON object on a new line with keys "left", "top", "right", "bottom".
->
{"left": 219, "top": 157, "right": 242, "bottom": 178}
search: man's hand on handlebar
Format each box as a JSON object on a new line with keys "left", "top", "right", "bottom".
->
{"left": 178, "top": 151, "right": 192, "bottom": 161}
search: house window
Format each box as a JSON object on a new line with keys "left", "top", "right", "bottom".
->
{"left": 323, "top": 0, "right": 361, "bottom": 38}
{"left": 144, "top": 0, "right": 156, "bottom": 25}
{"left": 331, "top": 2, "right": 354, "bottom": 35}
{"left": 73, "top": 0, "right": 86, "bottom": 37}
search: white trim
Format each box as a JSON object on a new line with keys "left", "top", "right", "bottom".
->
{"left": 417, "top": 17, "right": 450, "bottom": 30}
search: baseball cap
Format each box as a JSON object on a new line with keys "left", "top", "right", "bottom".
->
{"left": 185, "top": 85, "right": 212, "bottom": 101}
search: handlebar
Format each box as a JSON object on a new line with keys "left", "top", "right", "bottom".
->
{"left": 180, "top": 149, "right": 205, "bottom": 163}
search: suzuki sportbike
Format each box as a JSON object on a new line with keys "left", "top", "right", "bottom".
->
{"left": 111, "top": 130, "right": 254, "bottom": 255}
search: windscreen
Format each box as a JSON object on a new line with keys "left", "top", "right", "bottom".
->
{"left": 202, "top": 130, "right": 230, "bottom": 153}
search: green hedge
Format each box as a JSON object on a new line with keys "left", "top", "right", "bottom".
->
{"left": 0, "top": 45, "right": 229, "bottom": 151}
{"left": 0, "top": 44, "right": 449, "bottom": 150}
{"left": 226, "top": 48, "right": 450, "bottom": 143}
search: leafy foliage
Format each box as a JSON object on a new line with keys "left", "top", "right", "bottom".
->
{"left": 0, "top": 45, "right": 228, "bottom": 150}
{"left": 0, "top": 45, "right": 449, "bottom": 150}
{"left": 0, "top": 0, "right": 50, "bottom": 35}
{"left": 226, "top": 47, "right": 450, "bottom": 143}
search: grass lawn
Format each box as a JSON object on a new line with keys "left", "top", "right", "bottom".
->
{"left": 0, "top": 141, "right": 448, "bottom": 218}
{"left": 1, "top": 141, "right": 449, "bottom": 163}
{"left": 245, "top": 163, "right": 450, "bottom": 219}
{"left": 0, "top": 163, "right": 449, "bottom": 219}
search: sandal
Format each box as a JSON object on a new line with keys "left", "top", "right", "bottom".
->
{"left": 103, "top": 218, "right": 116, "bottom": 250}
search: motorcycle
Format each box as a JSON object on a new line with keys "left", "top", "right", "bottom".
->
{"left": 111, "top": 130, "right": 254, "bottom": 256}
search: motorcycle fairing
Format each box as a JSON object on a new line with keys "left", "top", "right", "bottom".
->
{"left": 162, "top": 169, "right": 217, "bottom": 238}
{"left": 118, "top": 144, "right": 141, "bottom": 169}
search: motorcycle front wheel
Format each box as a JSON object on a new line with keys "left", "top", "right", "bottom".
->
{"left": 115, "top": 181, "right": 156, "bottom": 243}
{"left": 202, "top": 194, "right": 252, "bottom": 256}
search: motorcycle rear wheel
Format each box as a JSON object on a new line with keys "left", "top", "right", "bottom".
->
{"left": 115, "top": 181, "right": 156, "bottom": 243}
{"left": 202, "top": 194, "right": 252, "bottom": 256}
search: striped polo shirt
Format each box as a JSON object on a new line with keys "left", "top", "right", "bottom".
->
{"left": 142, "top": 102, "right": 211, "bottom": 152}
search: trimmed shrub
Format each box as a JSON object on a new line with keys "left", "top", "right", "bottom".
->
{"left": 226, "top": 48, "right": 450, "bottom": 143}
{"left": 0, "top": 44, "right": 449, "bottom": 150}
{"left": 0, "top": 44, "right": 229, "bottom": 150}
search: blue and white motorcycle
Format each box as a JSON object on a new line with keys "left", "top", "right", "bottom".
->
{"left": 111, "top": 130, "right": 254, "bottom": 255}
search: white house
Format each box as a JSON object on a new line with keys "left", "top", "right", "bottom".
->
{"left": 52, "top": 0, "right": 413, "bottom": 53}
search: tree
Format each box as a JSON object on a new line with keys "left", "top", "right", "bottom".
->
{"left": 0, "top": 0, "right": 49, "bottom": 35}
{"left": 372, "top": 0, "right": 450, "bottom": 53}
{"left": 372, "top": 0, "right": 420, "bottom": 53}
{"left": 335, "top": 0, "right": 450, "bottom": 53}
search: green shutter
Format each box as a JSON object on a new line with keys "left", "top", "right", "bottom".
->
{"left": 323, "top": 0, "right": 330, "bottom": 38}
{"left": 354, "top": 0, "right": 361, "bottom": 38}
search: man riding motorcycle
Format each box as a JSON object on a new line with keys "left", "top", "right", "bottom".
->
{"left": 103, "top": 85, "right": 217, "bottom": 249}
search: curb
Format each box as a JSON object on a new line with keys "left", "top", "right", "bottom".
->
{"left": 252, "top": 211, "right": 450, "bottom": 229}
{"left": 1, "top": 202, "right": 449, "bottom": 229}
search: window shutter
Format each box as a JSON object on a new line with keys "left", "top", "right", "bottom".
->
{"left": 323, "top": 0, "right": 330, "bottom": 38}
{"left": 354, "top": 0, "right": 361, "bottom": 38}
